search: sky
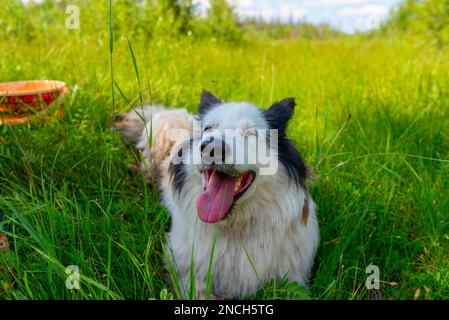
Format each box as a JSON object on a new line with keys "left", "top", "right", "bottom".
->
{"left": 197, "top": 0, "right": 403, "bottom": 33}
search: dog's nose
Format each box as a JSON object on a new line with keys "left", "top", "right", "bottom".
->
{"left": 200, "top": 136, "right": 227, "bottom": 163}
{"left": 200, "top": 136, "right": 214, "bottom": 153}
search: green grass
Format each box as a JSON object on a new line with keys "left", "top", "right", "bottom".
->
{"left": 1, "top": 2, "right": 449, "bottom": 300}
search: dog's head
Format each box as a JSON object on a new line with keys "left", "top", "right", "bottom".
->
{"left": 194, "top": 90, "right": 310, "bottom": 224}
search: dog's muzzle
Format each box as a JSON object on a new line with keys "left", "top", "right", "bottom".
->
{"left": 200, "top": 135, "right": 230, "bottom": 165}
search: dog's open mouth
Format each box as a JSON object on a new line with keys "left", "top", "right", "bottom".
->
{"left": 196, "top": 169, "right": 256, "bottom": 224}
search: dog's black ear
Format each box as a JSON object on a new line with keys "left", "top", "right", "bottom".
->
{"left": 264, "top": 97, "right": 296, "bottom": 131}
{"left": 199, "top": 90, "right": 222, "bottom": 116}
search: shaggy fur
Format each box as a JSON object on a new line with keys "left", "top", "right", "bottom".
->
{"left": 115, "top": 91, "right": 319, "bottom": 298}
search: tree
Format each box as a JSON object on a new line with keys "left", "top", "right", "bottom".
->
{"left": 204, "top": 0, "right": 243, "bottom": 43}
{"left": 383, "top": 0, "right": 449, "bottom": 47}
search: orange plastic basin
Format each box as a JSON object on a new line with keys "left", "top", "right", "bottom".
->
{"left": 0, "top": 80, "right": 68, "bottom": 124}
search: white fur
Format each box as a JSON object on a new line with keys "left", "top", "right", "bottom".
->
{"left": 117, "top": 103, "right": 320, "bottom": 298}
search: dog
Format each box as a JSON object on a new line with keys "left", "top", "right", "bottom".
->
{"left": 115, "top": 90, "right": 319, "bottom": 298}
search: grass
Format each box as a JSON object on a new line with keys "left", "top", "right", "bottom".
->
{"left": 1, "top": 2, "right": 449, "bottom": 300}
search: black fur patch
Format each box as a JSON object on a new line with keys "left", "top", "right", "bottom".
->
{"left": 169, "top": 162, "right": 187, "bottom": 192}
{"left": 264, "top": 97, "right": 296, "bottom": 137}
{"left": 168, "top": 140, "right": 193, "bottom": 192}
{"left": 275, "top": 137, "right": 310, "bottom": 188}
{"left": 198, "top": 90, "right": 222, "bottom": 117}
{"left": 262, "top": 98, "right": 310, "bottom": 188}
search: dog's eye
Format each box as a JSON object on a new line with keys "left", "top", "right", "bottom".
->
{"left": 204, "top": 126, "right": 213, "bottom": 132}
{"left": 245, "top": 128, "right": 258, "bottom": 136}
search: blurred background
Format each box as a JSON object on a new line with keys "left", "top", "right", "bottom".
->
{"left": 0, "top": 0, "right": 448, "bottom": 300}
{"left": 4, "top": 0, "right": 447, "bottom": 43}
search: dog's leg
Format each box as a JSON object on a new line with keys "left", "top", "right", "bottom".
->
{"left": 114, "top": 106, "right": 165, "bottom": 144}
{"left": 114, "top": 106, "right": 171, "bottom": 183}
{"left": 115, "top": 106, "right": 194, "bottom": 184}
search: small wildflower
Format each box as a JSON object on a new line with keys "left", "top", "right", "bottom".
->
{"left": 389, "top": 281, "right": 398, "bottom": 287}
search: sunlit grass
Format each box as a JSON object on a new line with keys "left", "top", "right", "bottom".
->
{"left": 1, "top": 1, "right": 448, "bottom": 300}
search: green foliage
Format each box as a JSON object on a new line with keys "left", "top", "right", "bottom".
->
{"left": 243, "top": 19, "right": 341, "bottom": 40}
{"left": 0, "top": 0, "right": 243, "bottom": 43}
{"left": 0, "top": 0, "right": 448, "bottom": 300}
{"left": 0, "top": 0, "right": 342, "bottom": 43}
{"left": 383, "top": 0, "right": 449, "bottom": 47}
{"left": 199, "top": 0, "right": 243, "bottom": 43}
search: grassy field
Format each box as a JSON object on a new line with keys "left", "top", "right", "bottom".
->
{"left": 1, "top": 2, "right": 449, "bottom": 300}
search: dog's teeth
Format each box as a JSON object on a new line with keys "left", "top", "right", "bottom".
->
{"left": 234, "top": 176, "right": 243, "bottom": 192}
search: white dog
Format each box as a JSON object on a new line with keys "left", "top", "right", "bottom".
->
{"left": 115, "top": 90, "right": 319, "bottom": 298}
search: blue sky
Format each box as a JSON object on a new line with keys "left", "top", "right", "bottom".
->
{"left": 197, "top": 0, "right": 403, "bottom": 33}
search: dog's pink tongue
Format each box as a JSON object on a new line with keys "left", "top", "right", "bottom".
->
{"left": 196, "top": 173, "right": 237, "bottom": 224}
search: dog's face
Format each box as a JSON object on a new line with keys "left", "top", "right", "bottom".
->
{"left": 194, "top": 91, "right": 309, "bottom": 224}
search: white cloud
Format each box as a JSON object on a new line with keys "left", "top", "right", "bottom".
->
{"left": 188, "top": 0, "right": 393, "bottom": 33}
{"left": 340, "top": 4, "right": 389, "bottom": 16}
{"left": 200, "top": 0, "right": 256, "bottom": 9}
{"left": 305, "top": 0, "right": 369, "bottom": 6}
{"left": 193, "top": 0, "right": 210, "bottom": 8}
{"left": 232, "top": 0, "right": 256, "bottom": 8}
